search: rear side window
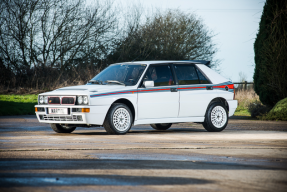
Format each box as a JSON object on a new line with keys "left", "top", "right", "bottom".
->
{"left": 196, "top": 68, "right": 210, "bottom": 84}
{"left": 174, "top": 65, "right": 199, "bottom": 85}
{"left": 143, "top": 65, "right": 175, "bottom": 86}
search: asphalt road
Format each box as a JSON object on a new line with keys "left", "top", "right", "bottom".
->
{"left": 0, "top": 116, "right": 287, "bottom": 192}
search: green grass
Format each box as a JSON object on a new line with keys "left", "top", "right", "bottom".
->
{"left": 0, "top": 94, "right": 38, "bottom": 116}
{"left": 234, "top": 105, "right": 251, "bottom": 116}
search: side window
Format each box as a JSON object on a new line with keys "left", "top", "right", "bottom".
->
{"left": 143, "top": 65, "right": 175, "bottom": 86}
{"left": 174, "top": 65, "right": 200, "bottom": 85}
{"left": 196, "top": 68, "right": 210, "bottom": 84}
{"left": 124, "top": 65, "right": 146, "bottom": 86}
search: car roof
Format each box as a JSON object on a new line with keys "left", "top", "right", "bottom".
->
{"left": 113, "top": 60, "right": 209, "bottom": 66}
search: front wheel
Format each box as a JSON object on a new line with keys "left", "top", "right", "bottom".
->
{"left": 103, "top": 103, "right": 133, "bottom": 135}
{"left": 150, "top": 123, "right": 172, "bottom": 130}
{"left": 50, "top": 124, "right": 76, "bottom": 133}
{"left": 202, "top": 102, "right": 228, "bottom": 132}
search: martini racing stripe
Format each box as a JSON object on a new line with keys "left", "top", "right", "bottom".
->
{"left": 90, "top": 81, "right": 234, "bottom": 98}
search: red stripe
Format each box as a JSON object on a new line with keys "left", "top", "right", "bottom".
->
{"left": 92, "top": 84, "right": 235, "bottom": 97}
{"left": 227, "top": 84, "right": 234, "bottom": 89}
{"left": 213, "top": 84, "right": 234, "bottom": 89}
{"left": 178, "top": 86, "right": 206, "bottom": 90}
{"left": 92, "top": 88, "right": 170, "bottom": 97}
{"left": 94, "top": 91, "right": 136, "bottom": 97}
{"left": 139, "top": 88, "right": 170, "bottom": 92}
{"left": 213, "top": 85, "right": 225, "bottom": 88}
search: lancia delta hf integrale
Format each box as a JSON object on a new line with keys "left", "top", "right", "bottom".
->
{"left": 35, "top": 61, "right": 238, "bottom": 134}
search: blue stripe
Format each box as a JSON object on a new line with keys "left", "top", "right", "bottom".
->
{"left": 90, "top": 81, "right": 234, "bottom": 98}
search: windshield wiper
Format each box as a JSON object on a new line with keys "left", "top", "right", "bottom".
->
{"left": 89, "top": 80, "right": 102, "bottom": 85}
{"left": 105, "top": 80, "right": 125, "bottom": 86}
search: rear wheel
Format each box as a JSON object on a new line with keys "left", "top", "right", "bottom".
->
{"left": 50, "top": 124, "right": 76, "bottom": 133}
{"left": 103, "top": 103, "right": 133, "bottom": 135}
{"left": 202, "top": 102, "right": 228, "bottom": 132}
{"left": 150, "top": 123, "right": 172, "bottom": 130}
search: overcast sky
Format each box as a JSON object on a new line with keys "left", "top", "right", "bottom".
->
{"left": 118, "top": 0, "right": 265, "bottom": 82}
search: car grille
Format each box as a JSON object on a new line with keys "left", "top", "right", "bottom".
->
{"left": 46, "top": 96, "right": 76, "bottom": 105}
{"left": 39, "top": 115, "right": 83, "bottom": 121}
{"left": 62, "top": 97, "right": 75, "bottom": 104}
{"left": 48, "top": 96, "right": 60, "bottom": 104}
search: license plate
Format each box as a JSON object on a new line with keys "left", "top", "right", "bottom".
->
{"left": 49, "top": 108, "right": 68, "bottom": 115}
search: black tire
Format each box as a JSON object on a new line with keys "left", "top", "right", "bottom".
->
{"left": 103, "top": 103, "right": 133, "bottom": 135}
{"left": 50, "top": 124, "right": 76, "bottom": 133}
{"left": 202, "top": 102, "right": 228, "bottom": 132}
{"left": 150, "top": 123, "right": 172, "bottom": 130}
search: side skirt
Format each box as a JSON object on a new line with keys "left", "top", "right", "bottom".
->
{"left": 134, "top": 117, "right": 205, "bottom": 125}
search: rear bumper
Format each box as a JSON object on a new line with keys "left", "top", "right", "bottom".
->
{"left": 227, "top": 100, "right": 238, "bottom": 117}
{"left": 35, "top": 105, "right": 110, "bottom": 125}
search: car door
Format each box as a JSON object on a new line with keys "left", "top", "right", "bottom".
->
{"left": 174, "top": 64, "right": 216, "bottom": 117}
{"left": 137, "top": 64, "right": 179, "bottom": 119}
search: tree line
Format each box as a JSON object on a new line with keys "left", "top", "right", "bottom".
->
{"left": 254, "top": 0, "right": 287, "bottom": 107}
{"left": 0, "top": 0, "right": 218, "bottom": 90}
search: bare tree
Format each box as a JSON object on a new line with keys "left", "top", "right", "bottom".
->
{"left": 0, "top": 0, "right": 118, "bottom": 88}
{"left": 37, "top": 0, "right": 117, "bottom": 69}
{"left": 0, "top": 0, "right": 40, "bottom": 71}
{"left": 108, "top": 9, "right": 219, "bottom": 69}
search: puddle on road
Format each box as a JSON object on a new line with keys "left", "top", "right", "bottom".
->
{"left": 87, "top": 152, "right": 281, "bottom": 168}
{"left": 0, "top": 175, "right": 211, "bottom": 186}
{"left": 91, "top": 152, "right": 268, "bottom": 162}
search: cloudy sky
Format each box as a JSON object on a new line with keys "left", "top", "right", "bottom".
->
{"left": 119, "top": 0, "right": 265, "bottom": 82}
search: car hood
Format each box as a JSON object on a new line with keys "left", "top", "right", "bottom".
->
{"left": 40, "top": 84, "right": 136, "bottom": 96}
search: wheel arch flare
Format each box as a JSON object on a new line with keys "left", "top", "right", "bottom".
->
{"left": 106, "top": 98, "right": 136, "bottom": 123}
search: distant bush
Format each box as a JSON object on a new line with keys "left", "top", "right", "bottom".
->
{"left": 234, "top": 89, "right": 263, "bottom": 117}
{"left": 247, "top": 100, "right": 271, "bottom": 118}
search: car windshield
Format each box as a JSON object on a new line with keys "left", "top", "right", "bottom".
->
{"left": 88, "top": 64, "right": 146, "bottom": 86}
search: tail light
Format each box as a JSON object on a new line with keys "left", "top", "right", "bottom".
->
{"left": 227, "top": 84, "right": 235, "bottom": 100}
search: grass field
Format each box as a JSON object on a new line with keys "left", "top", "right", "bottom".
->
{"left": 234, "top": 105, "right": 250, "bottom": 116}
{"left": 233, "top": 89, "right": 260, "bottom": 117}
{"left": 0, "top": 95, "right": 38, "bottom": 116}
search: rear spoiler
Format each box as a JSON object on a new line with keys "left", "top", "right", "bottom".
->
{"left": 181, "top": 60, "right": 211, "bottom": 67}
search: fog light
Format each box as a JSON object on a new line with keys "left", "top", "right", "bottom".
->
{"left": 39, "top": 115, "right": 44, "bottom": 120}
{"left": 77, "top": 115, "right": 83, "bottom": 121}
{"left": 72, "top": 108, "right": 82, "bottom": 112}
{"left": 81, "top": 108, "right": 90, "bottom": 113}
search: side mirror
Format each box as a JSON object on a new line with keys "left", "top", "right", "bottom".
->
{"left": 143, "top": 81, "right": 154, "bottom": 88}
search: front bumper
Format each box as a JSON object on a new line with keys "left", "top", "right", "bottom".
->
{"left": 35, "top": 105, "right": 110, "bottom": 125}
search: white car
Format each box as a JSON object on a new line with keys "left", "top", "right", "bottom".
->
{"left": 35, "top": 61, "right": 237, "bottom": 134}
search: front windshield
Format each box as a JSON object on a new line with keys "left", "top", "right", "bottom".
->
{"left": 89, "top": 64, "right": 146, "bottom": 86}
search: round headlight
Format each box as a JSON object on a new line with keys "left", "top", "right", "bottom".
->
{"left": 78, "top": 96, "right": 83, "bottom": 104}
{"left": 44, "top": 96, "right": 48, "bottom": 104}
{"left": 83, "top": 96, "right": 88, "bottom": 104}
{"left": 39, "top": 96, "right": 44, "bottom": 104}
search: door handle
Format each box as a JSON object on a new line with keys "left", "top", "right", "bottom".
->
{"left": 170, "top": 88, "right": 178, "bottom": 92}
{"left": 206, "top": 86, "right": 213, "bottom": 90}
